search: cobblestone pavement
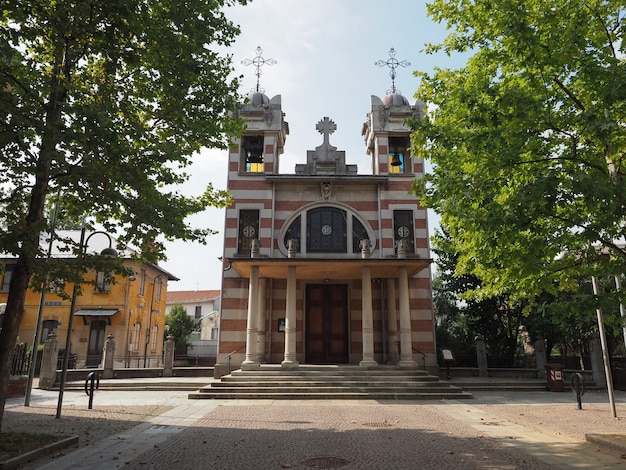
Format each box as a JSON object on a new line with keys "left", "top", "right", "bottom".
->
{"left": 4, "top": 382, "right": 626, "bottom": 469}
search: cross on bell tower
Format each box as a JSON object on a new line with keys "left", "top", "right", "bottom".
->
{"left": 375, "top": 47, "right": 410, "bottom": 95}
{"left": 241, "top": 46, "right": 277, "bottom": 93}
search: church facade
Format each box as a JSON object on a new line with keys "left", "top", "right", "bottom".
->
{"left": 213, "top": 89, "right": 436, "bottom": 378}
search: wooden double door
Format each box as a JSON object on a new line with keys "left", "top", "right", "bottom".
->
{"left": 305, "top": 284, "right": 349, "bottom": 364}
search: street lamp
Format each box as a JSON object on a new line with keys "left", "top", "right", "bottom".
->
{"left": 55, "top": 228, "right": 118, "bottom": 419}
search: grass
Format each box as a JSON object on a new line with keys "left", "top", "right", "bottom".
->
{"left": 0, "top": 431, "right": 66, "bottom": 461}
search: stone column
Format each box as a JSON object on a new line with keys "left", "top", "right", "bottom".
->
{"left": 163, "top": 335, "right": 175, "bottom": 377}
{"left": 242, "top": 265, "right": 260, "bottom": 370}
{"left": 38, "top": 333, "right": 59, "bottom": 390}
{"left": 282, "top": 265, "right": 299, "bottom": 368}
{"left": 534, "top": 339, "right": 547, "bottom": 379}
{"left": 360, "top": 239, "right": 372, "bottom": 258}
{"left": 256, "top": 278, "right": 267, "bottom": 363}
{"left": 250, "top": 238, "right": 260, "bottom": 258}
{"left": 397, "top": 266, "right": 416, "bottom": 367}
{"left": 287, "top": 239, "right": 297, "bottom": 258}
{"left": 102, "top": 334, "right": 115, "bottom": 379}
{"left": 397, "top": 239, "right": 407, "bottom": 259}
{"left": 360, "top": 266, "right": 377, "bottom": 367}
{"left": 386, "top": 279, "right": 399, "bottom": 363}
{"left": 476, "top": 335, "right": 489, "bottom": 377}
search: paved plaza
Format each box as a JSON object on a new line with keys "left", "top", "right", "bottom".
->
{"left": 5, "top": 378, "right": 626, "bottom": 469}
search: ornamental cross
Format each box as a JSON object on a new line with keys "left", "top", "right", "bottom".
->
{"left": 241, "top": 46, "right": 277, "bottom": 92}
{"left": 375, "top": 47, "right": 410, "bottom": 94}
{"left": 316, "top": 117, "right": 337, "bottom": 147}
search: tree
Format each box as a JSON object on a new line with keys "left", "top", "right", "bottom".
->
{"left": 432, "top": 226, "right": 527, "bottom": 367}
{"left": 0, "top": 0, "right": 247, "bottom": 429}
{"left": 165, "top": 303, "right": 199, "bottom": 349}
{"left": 411, "top": 1, "right": 626, "bottom": 305}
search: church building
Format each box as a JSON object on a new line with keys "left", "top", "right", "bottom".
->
{"left": 213, "top": 55, "right": 435, "bottom": 378}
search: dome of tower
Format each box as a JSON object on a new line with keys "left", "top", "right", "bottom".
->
{"left": 382, "top": 93, "right": 410, "bottom": 107}
{"left": 248, "top": 91, "right": 270, "bottom": 106}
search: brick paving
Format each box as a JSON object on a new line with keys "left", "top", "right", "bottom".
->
{"left": 5, "top": 382, "right": 626, "bottom": 469}
{"left": 121, "top": 403, "right": 552, "bottom": 470}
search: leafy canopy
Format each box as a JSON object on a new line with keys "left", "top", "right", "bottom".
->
{"left": 0, "top": 0, "right": 247, "bottom": 431}
{"left": 0, "top": 0, "right": 246, "bottom": 260}
{"left": 412, "top": 0, "right": 626, "bottom": 302}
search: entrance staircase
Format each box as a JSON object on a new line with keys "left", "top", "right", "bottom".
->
{"left": 188, "top": 365, "right": 473, "bottom": 400}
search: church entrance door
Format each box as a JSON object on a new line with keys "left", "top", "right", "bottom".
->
{"left": 305, "top": 284, "right": 349, "bottom": 364}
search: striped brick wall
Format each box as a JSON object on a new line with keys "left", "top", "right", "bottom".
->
{"left": 215, "top": 93, "right": 436, "bottom": 374}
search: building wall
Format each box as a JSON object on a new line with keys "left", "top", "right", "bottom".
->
{"left": 216, "top": 92, "right": 435, "bottom": 371}
{"left": 2, "top": 259, "right": 170, "bottom": 368}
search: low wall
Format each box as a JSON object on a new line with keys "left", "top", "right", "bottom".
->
{"left": 439, "top": 367, "right": 540, "bottom": 379}
{"left": 8, "top": 375, "right": 27, "bottom": 398}
{"left": 53, "top": 367, "right": 214, "bottom": 384}
{"left": 439, "top": 367, "right": 595, "bottom": 382}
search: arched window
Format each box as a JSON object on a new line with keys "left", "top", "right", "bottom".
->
{"left": 282, "top": 205, "right": 374, "bottom": 256}
{"left": 307, "top": 207, "right": 346, "bottom": 253}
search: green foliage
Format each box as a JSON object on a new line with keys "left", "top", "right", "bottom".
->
{"left": 0, "top": 0, "right": 245, "bottom": 261}
{"left": 0, "top": 0, "right": 248, "bottom": 430}
{"left": 411, "top": 0, "right": 626, "bottom": 306}
{"left": 432, "top": 226, "right": 528, "bottom": 367}
{"left": 165, "top": 304, "right": 200, "bottom": 348}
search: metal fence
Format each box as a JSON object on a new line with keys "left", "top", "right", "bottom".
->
{"left": 11, "top": 343, "right": 30, "bottom": 375}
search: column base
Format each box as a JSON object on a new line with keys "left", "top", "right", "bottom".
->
{"left": 241, "top": 360, "right": 260, "bottom": 370}
{"left": 359, "top": 359, "right": 378, "bottom": 368}
{"left": 281, "top": 360, "right": 299, "bottom": 369}
{"left": 397, "top": 360, "right": 417, "bottom": 368}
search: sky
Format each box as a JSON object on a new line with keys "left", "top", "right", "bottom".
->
{"left": 159, "top": 0, "right": 466, "bottom": 291}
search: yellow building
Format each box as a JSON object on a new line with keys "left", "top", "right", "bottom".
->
{"left": 1, "top": 230, "right": 178, "bottom": 369}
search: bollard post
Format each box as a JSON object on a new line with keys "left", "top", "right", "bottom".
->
{"left": 570, "top": 372, "right": 585, "bottom": 410}
{"left": 84, "top": 372, "right": 99, "bottom": 410}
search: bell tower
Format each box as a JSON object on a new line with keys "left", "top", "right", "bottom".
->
{"left": 224, "top": 47, "right": 289, "bottom": 263}
{"left": 234, "top": 46, "right": 289, "bottom": 175}
{"left": 362, "top": 48, "right": 425, "bottom": 176}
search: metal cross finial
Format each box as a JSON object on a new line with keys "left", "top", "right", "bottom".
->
{"left": 241, "top": 46, "right": 277, "bottom": 93}
{"left": 375, "top": 48, "right": 410, "bottom": 94}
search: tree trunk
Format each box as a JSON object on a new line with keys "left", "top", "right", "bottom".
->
{"left": 0, "top": 252, "right": 37, "bottom": 430}
{"left": 0, "top": 44, "right": 66, "bottom": 429}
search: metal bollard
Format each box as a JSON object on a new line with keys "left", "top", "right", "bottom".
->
{"left": 570, "top": 372, "right": 585, "bottom": 410}
{"left": 85, "top": 371, "right": 100, "bottom": 410}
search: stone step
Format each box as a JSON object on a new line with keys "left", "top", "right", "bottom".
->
{"left": 60, "top": 380, "right": 209, "bottom": 392}
{"left": 448, "top": 379, "right": 600, "bottom": 392}
{"left": 188, "top": 390, "right": 473, "bottom": 400}
{"left": 229, "top": 368, "right": 432, "bottom": 377}
{"left": 199, "top": 384, "right": 466, "bottom": 393}
{"left": 452, "top": 383, "right": 548, "bottom": 392}
{"left": 221, "top": 375, "right": 440, "bottom": 383}
{"left": 211, "top": 380, "right": 453, "bottom": 389}
{"left": 190, "top": 366, "right": 472, "bottom": 400}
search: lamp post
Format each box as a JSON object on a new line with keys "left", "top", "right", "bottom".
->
{"left": 55, "top": 228, "right": 118, "bottom": 419}
{"left": 591, "top": 275, "right": 617, "bottom": 418}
